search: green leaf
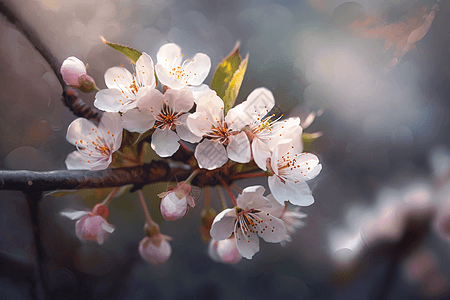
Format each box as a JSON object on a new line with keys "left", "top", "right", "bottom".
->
{"left": 210, "top": 41, "right": 242, "bottom": 99}
{"left": 302, "top": 132, "right": 322, "bottom": 152}
{"left": 101, "top": 36, "right": 142, "bottom": 64}
{"left": 223, "top": 53, "right": 249, "bottom": 114}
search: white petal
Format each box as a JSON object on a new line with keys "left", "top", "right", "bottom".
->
{"left": 60, "top": 209, "right": 89, "bottom": 220}
{"left": 194, "top": 140, "right": 228, "bottom": 170}
{"left": 264, "top": 194, "right": 285, "bottom": 217}
{"left": 104, "top": 66, "right": 135, "bottom": 98}
{"left": 210, "top": 208, "right": 236, "bottom": 240}
{"left": 195, "top": 93, "right": 224, "bottom": 121}
{"left": 155, "top": 64, "right": 185, "bottom": 89}
{"left": 227, "top": 132, "right": 251, "bottom": 163}
{"left": 94, "top": 88, "right": 136, "bottom": 113}
{"left": 164, "top": 89, "right": 195, "bottom": 113}
{"left": 65, "top": 151, "right": 93, "bottom": 170}
{"left": 156, "top": 43, "right": 181, "bottom": 71}
{"left": 186, "top": 84, "right": 216, "bottom": 103}
{"left": 183, "top": 53, "right": 211, "bottom": 86}
{"left": 101, "top": 222, "right": 115, "bottom": 233}
{"left": 151, "top": 127, "right": 180, "bottom": 157}
{"left": 66, "top": 118, "right": 97, "bottom": 146}
{"left": 235, "top": 223, "right": 260, "bottom": 259}
{"left": 237, "top": 185, "right": 271, "bottom": 210}
{"left": 268, "top": 175, "right": 289, "bottom": 204}
{"left": 176, "top": 114, "right": 202, "bottom": 143}
{"left": 227, "top": 87, "right": 275, "bottom": 130}
{"left": 186, "top": 111, "right": 213, "bottom": 137}
{"left": 89, "top": 157, "right": 112, "bottom": 171}
{"left": 98, "top": 112, "right": 122, "bottom": 152}
{"left": 135, "top": 52, "right": 156, "bottom": 88}
{"left": 252, "top": 138, "right": 271, "bottom": 171}
{"left": 269, "top": 177, "right": 315, "bottom": 206}
{"left": 121, "top": 109, "right": 155, "bottom": 134}
{"left": 254, "top": 213, "right": 286, "bottom": 243}
{"left": 137, "top": 88, "right": 164, "bottom": 115}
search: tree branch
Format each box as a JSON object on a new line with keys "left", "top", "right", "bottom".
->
{"left": 0, "top": 161, "right": 190, "bottom": 193}
{"left": 0, "top": 1, "right": 101, "bottom": 122}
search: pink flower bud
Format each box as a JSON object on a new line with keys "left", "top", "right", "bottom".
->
{"left": 159, "top": 182, "right": 195, "bottom": 221}
{"left": 139, "top": 235, "right": 172, "bottom": 266}
{"left": 61, "top": 56, "right": 96, "bottom": 92}
{"left": 75, "top": 214, "right": 115, "bottom": 245}
{"left": 208, "top": 238, "right": 242, "bottom": 264}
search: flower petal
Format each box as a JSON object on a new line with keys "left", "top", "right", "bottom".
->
{"left": 227, "top": 132, "right": 251, "bottom": 163}
{"left": 176, "top": 114, "right": 202, "bottom": 143}
{"left": 237, "top": 185, "right": 272, "bottom": 210}
{"left": 186, "top": 111, "right": 213, "bottom": 137}
{"left": 137, "top": 88, "right": 164, "bottom": 115}
{"left": 66, "top": 118, "right": 98, "bottom": 146}
{"left": 60, "top": 209, "right": 89, "bottom": 220}
{"left": 183, "top": 53, "right": 211, "bottom": 86}
{"left": 104, "top": 66, "right": 135, "bottom": 98}
{"left": 65, "top": 151, "right": 93, "bottom": 170}
{"left": 252, "top": 138, "right": 271, "bottom": 171}
{"left": 235, "top": 223, "right": 260, "bottom": 259}
{"left": 186, "top": 84, "right": 216, "bottom": 103}
{"left": 194, "top": 139, "right": 228, "bottom": 170}
{"left": 254, "top": 213, "right": 286, "bottom": 243}
{"left": 155, "top": 64, "right": 185, "bottom": 89}
{"left": 94, "top": 88, "right": 136, "bottom": 113}
{"left": 121, "top": 109, "right": 155, "bottom": 134}
{"left": 264, "top": 194, "right": 285, "bottom": 217}
{"left": 151, "top": 127, "right": 180, "bottom": 157}
{"left": 210, "top": 208, "right": 236, "bottom": 240}
{"left": 160, "top": 192, "right": 188, "bottom": 221}
{"left": 98, "top": 112, "right": 123, "bottom": 152}
{"left": 135, "top": 52, "right": 156, "bottom": 88}
{"left": 156, "top": 43, "right": 181, "bottom": 71}
{"left": 195, "top": 93, "right": 224, "bottom": 121}
{"left": 164, "top": 89, "right": 195, "bottom": 113}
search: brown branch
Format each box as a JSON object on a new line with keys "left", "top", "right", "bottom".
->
{"left": 0, "top": 2, "right": 101, "bottom": 121}
{"left": 0, "top": 161, "right": 190, "bottom": 193}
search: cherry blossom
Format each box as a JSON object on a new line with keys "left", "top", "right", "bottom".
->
{"left": 210, "top": 186, "right": 286, "bottom": 259}
{"left": 155, "top": 43, "right": 211, "bottom": 94}
{"left": 187, "top": 92, "right": 251, "bottom": 170}
{"left": 65, "top": 112, "right": 122, "bottom": 170}
{"left": 121, "top": 88, "right": 200, "bottom": 157}
{"left": 60, "top": 204, "right": 115, "bottom": 245}
{"left": 139, "top": 234, "right": 172, "bottom": 266}
{"left": 267, "top": 139, "right": 322, "bottom": 206}
{"left": 208, "top": 237, "right": 242, "bottom": 264}
{"left": 60, "top": 56, "right": 96, "bottom": 93}
{"left": 158, "top": 182, "right": 195, "bottom": 221}
{"left": 94, "top": 53, "right": 156, "bottom": 113}
{"left": 265, "top": 194, "right": 307, "bottom": 246}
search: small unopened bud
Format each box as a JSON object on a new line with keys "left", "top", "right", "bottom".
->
{"left": 61, "top": 56, "right": 97, "bottom": 93}
{"left": 159, "top": 182, "right": 195, "bottom": 221}
{"left": 139, "top": 235, "right": 172, "bottom": 266}
{"left": 208, "top": 238, "right": 242, "bottom": 264}
{"left": 75, "top": 204, "right": 114, "bottom": 245}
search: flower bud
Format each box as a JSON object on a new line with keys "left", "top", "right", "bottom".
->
{"left": 159, "top": 182, "right": 195, "bottom": 221}
{"left": 75, "top": 211, "right": 115, "bottom": 245}
{"left": 208, "top": 238, "right": 242, "bottom": 264}
{"left": 139, "top": 235, "right": 172, "bottom": 266}
{"left": 61, "top": 56, "right": 96, "bottom": 93}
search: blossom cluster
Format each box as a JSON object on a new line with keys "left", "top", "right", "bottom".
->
{"left": 60, "top": 41, "right": 322, "bottom": 264}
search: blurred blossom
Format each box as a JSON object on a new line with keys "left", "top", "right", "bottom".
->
{"left": 208, "top": 238, "right": 242, "bottom": 264}
{"left": 328, "top": 181, "right": 434, "bottom": 266}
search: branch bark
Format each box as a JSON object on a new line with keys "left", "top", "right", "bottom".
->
{"left": 0, "top": 161, "right": 190, "bottom": 193}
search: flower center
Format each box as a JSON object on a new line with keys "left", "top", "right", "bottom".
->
{"left": 277, "top": 151, "right": 310, "bottom": 183}
{"left": 204, "top": 122, "right": 238, "bottom": 145}
{"left": 154, "top": 103, "right": 182, "bottom": 130}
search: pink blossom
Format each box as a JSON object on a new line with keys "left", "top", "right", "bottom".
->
{"left": 139, "top": 235, "right": 172, "bottom": 266}
{"left": 208, "top": 238, "right": 242, "bottom": 264}
{"left": 159, "top": 182, "right": 195, "bottom": 221}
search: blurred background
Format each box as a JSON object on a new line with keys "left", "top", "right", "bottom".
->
{"left": 1, "top": 0, "right": 450, "bottom": 299}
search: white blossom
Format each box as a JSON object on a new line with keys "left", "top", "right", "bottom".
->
{"left": 210, "top": 186, "right": 286, "bottom": 259}
{"left": 267, "top": 139, "right": 322, "bottom": 206}
{"left": 94, "top": 53, "right": 156, "bottom": 113}
{"left": 155, "top": 43, "right": 211, "bottom": 95}
{"left": 187, "top": 92, "right": 251, "bottom": 170}
{"left": 65, "top": 112, "right": 122, "bottom": 170}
